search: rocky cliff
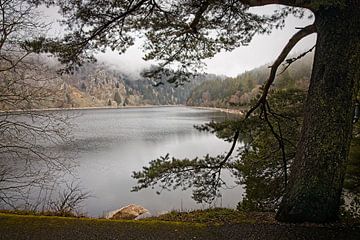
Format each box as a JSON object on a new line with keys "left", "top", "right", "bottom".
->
{"left": 34, "top": 62, "right": 220, "bottom": 109}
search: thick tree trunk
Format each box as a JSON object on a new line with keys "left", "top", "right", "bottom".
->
{"left": 276, "top": 4, "right": 360, "bottom": 223}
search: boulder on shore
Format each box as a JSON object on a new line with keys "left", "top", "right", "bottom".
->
{"left": 107, "top": 204, "right": 149, "bottom": 220}
{"left": 135, "top": 212, "right": 152, "bottom": 220}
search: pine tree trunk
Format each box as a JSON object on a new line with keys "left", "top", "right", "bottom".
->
{"left": 276, "top": 4, "right": 360, "bottom": 223}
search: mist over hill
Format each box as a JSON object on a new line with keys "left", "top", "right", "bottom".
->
{"left": 1, "top": 58, "right": 222, "bottom": 110}
{"left": 63, "top": 63, "right": 226, "bottom": 108}
{"left": 1, "top": 54, "right": 313, "bottom": 111}
{"left": 57, "top": 53, "right": 313, "bottom": 110}
{"left": 187, "top": 53, "right": 313, "bottom": 108}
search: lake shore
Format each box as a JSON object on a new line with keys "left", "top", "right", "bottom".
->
{"left": 0, "top": 104, "right": 186, "bottom": 113}
{"left": 190, "top": 106, "right": 246, "bottom": 115}
{"left": 0, "top": 104, "right": 247, "bottom": 115}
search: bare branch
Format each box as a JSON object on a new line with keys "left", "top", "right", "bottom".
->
{"left": 0, "top": 0, "right": 76, "bottom": 209}
{"left": 245, "top": 24, "right": 316, "bottom": 119}
{"left": 263, "top": 100, "right": 287, "bottom": 187}
{"left": 278, "top": 44, "right": 315, "bottom": 75}
{"left": 221, "top": 24, "right": 316, "bottom": 166}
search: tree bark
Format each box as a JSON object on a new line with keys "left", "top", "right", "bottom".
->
{"left": 276, "top": 4, "right": 360, "bottom": 223}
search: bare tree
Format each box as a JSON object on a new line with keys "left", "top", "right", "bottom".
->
{"left": 0, "top": 0, "right": 76, "bottom": 209}
{"left": 49, "top": 182, "right": 90, "bottom": 216}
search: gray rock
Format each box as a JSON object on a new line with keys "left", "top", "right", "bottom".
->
{"left": 107, "top": 204, "right": 149, "bottom": 220}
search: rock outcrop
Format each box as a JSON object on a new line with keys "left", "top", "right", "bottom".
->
{"left": 107, "top": 204, "right": 149, "bottom": 220}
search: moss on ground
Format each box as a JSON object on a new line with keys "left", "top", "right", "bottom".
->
{"left": 0, "top": 209, "right": 81, "bottom": 218}
{"left": 152, "top": 208, "right": 276, "bottom": 225}
{"left": 0, "top": 213, "right": 206, "bottom": 240}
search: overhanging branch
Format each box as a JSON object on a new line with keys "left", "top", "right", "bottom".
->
{"left": 222, "top": 24, "right": 316, "bottom": 164}
{"left": 245, "top": 24, "right": 316, "bottom": 119}
{"left": 278, "top": 44, "right": 315, "bottom": 75}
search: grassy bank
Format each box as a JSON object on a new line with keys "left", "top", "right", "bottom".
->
{"left": 0, "top": 213, "right": 205, "bottom": 240}
{"left": 1, "top": 211, "right": 360, "bottom": 240}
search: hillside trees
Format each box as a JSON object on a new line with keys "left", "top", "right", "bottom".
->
{"left": 187, "top": 55, "right": 312, "bottom": 107}
{"left": 45, "top": 0, "right": 360, "bottom": 223}
{"left": 114, "top": 90, "right": 122, "bottom": 105}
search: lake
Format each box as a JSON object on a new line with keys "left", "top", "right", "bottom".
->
{"left": 62, "top": 106, "right": 244, "bottom": 217}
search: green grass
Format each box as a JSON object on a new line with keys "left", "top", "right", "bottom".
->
{"left": 0, "top": 208, "right": 276, "bottom": 225}
{"left": 0, "top": 213, "right": 206, "bottom": 240}
{"left": 1, "top": 209, "right": 360, "bottom": 240}
{"left": 0, "top": 209, "right": 81, "bottom": 218}
{"left": 152, "top": 208, "right": 276, "bottom": 225}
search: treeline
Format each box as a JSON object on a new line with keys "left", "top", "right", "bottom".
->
{"left": 1, "top": 53, "right": 313, "bottom": 110}
{"left": 186, "top": 53, "right": 313, "bottom": 108}
{"left": 64, "top": 62, "right": 196, "bottom": 107}
{"left": 62, "top": 63, "right": 222, "bottom": 108}
{"left": 3, "top": 58, "right": 222, "bottom": 110}
{"left": 65, "top": 63, "right": 196, "bottom": 107}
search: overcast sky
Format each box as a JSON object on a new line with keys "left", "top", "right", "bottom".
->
{"left": 41, "top": 5, "right": 316, "bottom": 78}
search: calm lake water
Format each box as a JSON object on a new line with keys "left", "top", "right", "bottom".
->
{"left": 65, "top": 106, "right": 243, "bottom": 217}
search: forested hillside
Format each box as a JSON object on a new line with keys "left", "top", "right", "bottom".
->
{"left": 186, "top": 54, "right": 313, "bottom": 108}
{"left": 1, "top": 57, "right": 221, "bottom": 110}
{"left": 1, "top": 54, "right": 313, "bottom": 111}
{"left": 56, "top": 62, "right": 227, "bottom": 108}
{"left": 61, "top": 62, "right": 219, "bottom": 108}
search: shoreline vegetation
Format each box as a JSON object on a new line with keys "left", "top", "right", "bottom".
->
{"left": 191, "top": 106, "right": 245, "bottom": 115}
{"left": 1, "top": 207, "right": 359, "bottom": 225}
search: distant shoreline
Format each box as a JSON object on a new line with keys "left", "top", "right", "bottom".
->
{"left": 190, "top": 106, "right": 245, "bottom": 115}
{"left": 0, "top": 104, "right": 185, "bottom": 113}
{"left": 0, "top": 104, "right": 246, "bottom": 114}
